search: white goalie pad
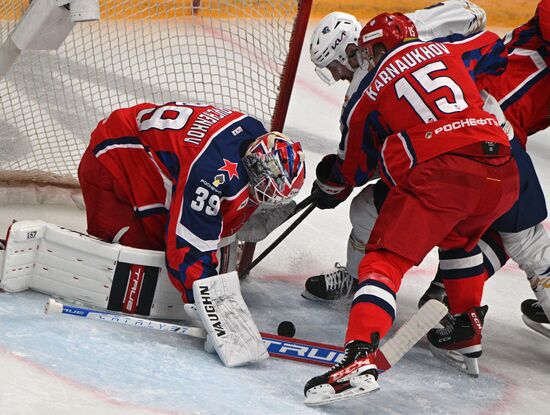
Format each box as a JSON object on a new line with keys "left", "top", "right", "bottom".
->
{"left": 193, "top": 272, "right": 268, "bottom": 367}
{"left": 0, "top": 220, "right": 186, "bottom": 320}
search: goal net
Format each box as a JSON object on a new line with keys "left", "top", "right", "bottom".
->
{"left": 0, "top": 0, "right": 311, "bottom": 194}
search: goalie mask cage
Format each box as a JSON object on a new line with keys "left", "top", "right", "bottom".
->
{"left": 0, "top": 0, "right": 312, "bottom": 195}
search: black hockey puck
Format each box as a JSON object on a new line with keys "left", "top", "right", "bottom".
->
{"left": 277, "top": 321, "right": 296, "bottom": 338}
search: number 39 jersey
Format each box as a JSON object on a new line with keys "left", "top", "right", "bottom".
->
{"left": 339, "top": 31, "right": 511, "bottom": 187}
{"left": 89, "top": 102, "right": 267, "bottom": 301}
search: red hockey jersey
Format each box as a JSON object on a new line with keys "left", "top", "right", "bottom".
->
{"left": 89, "top": 102, "right": 268, "bottom": 302}
{"left": 338, "top": 31, "right": 510, "bottom": 187}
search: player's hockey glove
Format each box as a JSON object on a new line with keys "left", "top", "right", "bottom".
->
{"left": 313, "top": 154, "right": 353, "bottom": 210}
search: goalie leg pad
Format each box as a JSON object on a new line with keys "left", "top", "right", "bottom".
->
{"left": 193, "top": 272, "right": 268, "bottom": 367}
{"left": 0, "top": 220, "right": 187, "bottom": 320}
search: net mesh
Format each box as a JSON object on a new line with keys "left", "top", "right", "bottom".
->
{"left": 0, "top": 0, "right": 301, "bottom": 184}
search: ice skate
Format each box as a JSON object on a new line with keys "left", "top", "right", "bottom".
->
{"left": 418, "top": 278, "right": 453, "bottom": 327}
{"left": 304, "top": 339, "right": 379, "bottom": 406}
{"left": 521, "top": 299, "right": 550, "bottom": 338}
{"left": 418, "top": 279, "right": 447, "bottom": 308}
{"left": 302, "top": 263, "right": 358, "bottom": 302}
{"left": 427, "top": 305, "right": 488, "bottom": 377}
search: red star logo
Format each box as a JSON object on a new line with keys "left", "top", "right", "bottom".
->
{"left": 218, "top": 159, "right": 239, "bottom": 180}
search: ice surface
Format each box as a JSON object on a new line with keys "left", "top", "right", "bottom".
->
{"left": 1, "top": 25, "right": 550, "bottom": 415}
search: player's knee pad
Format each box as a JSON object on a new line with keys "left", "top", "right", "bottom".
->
{"left": 358, "top": 250, "right": 413, "bottom": 292}
{"left": 500, "top": 223, "right": 550, "bottom": 278}
{"left": 0, "top": 220, "right": 187, "bottom": 320}
{"left": 349, "top": 183, "right": 378, "bottom": 243}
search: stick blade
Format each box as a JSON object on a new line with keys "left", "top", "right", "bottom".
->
{"left": 44, "top": 298, "right": 63, "bottom": 314}
{"left": 377, "top": 299, "right": 448, "bottom": 370}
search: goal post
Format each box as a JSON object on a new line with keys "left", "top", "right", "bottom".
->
{"left": 238, "top": 0, "right": 312, "bottom": 275}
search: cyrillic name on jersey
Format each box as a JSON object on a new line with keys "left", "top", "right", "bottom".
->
{"left": 184, "top": 107, "right": 234, "bottom": 145}
{"left": 366, "top": 42, "right": 451, "bottom": 100}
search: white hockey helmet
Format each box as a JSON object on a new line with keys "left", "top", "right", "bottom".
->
{"left": 309, "top": 12, "right": 362, "bottom": 84}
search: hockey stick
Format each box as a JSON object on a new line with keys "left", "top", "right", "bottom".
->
{"left": 237, "top": 190, "right": 319, "bottom": 278}
{"left": 45, "top": 298, "right": 447, "bottom": 370}
{"left": 239, "top": 201, "right": 317, "bottom": 278}
{"left": 44, "top": 299, "right": 207, "bottom": 338}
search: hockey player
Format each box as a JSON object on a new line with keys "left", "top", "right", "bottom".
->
{"left": 303, "top": 15, "right": 519, "bottom": 405}
{"left": 420, "top": 0, "right": 550, "bottom": 338}
{"left": 305, "top": 0, "right": 487, "bottom": 302}
{"left": 79, "top": 102, "right": 305, "bottom": 302}
{"left": 1, "top": 101, "right": 305, "bottom": 368}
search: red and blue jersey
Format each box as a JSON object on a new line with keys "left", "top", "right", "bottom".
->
{"left": 478, "top": 49, "right": 549, "bottom": 146}
{"left": 338, "top": 31, "right": 510, "bottom": 187}
{"left": 503, "top": 0, "right": 549, "bottom": 56}
{"left": 477, "top": 0, "right": 550, "bottom": 146}
{"left": 89, "top": 102, "right": 267, "bottom": 302}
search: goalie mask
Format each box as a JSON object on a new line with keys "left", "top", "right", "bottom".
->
{"left": 309, "top": 12, "right": 362, "bottom": 84}
{"left": 358, "top": 13, "right": 418, "bottom": 71}
{"left": 242, "top": 132, "right": 305, "bottom": 206}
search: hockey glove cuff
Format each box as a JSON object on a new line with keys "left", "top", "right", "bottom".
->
{"left": 314, "top": 154, "right": 353, "bottom": 210}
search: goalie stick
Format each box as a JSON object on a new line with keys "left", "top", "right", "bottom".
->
{"left": 45, "top": 298, "right": 447, "bottom": 370}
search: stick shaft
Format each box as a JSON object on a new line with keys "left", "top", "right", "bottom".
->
{"left": 240, "top": 202, "right": 316, "bottom": 277}
{"left": 46, "top": 299, "right": 206, "bottom": 338}
{"left": 237, "top": 191, "right": 318, "bottom": 277}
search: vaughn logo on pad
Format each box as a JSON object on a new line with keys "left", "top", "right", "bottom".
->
{"left": 198, "top": 285, "right": 226, "bottom": 337}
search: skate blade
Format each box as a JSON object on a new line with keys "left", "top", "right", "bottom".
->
{"left": 428, "top": 344, "right": 479, "bottom": 377}
{"left": 300, "top": 290, "right": 331, "bottom": 302}
{"left": 300, "top": 290, "right": 351, "bottom": 304}
{"left": 522, "top": 315, "right": 550, "bottom": 339}
{"left": 304, "top": 375, "right": 380, "bottom": 406}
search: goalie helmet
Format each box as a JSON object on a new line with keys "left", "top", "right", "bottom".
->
{"left": 310, "top": 12, "right": 362, "bottom": 84}
{"left": 358, "top": 13, "right": 418, "bottom": 70}
{"left": 242, "top": 132, "right": 305, "bottom": 205}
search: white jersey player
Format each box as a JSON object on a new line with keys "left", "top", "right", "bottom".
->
{"left": 304, "top": 0, "right": 488, "bottom": 302}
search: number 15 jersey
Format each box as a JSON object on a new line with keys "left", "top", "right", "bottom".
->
{"left": 339, "top": 31, "right": 511, "bottom": 188}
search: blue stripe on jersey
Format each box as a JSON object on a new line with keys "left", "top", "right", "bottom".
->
{"left": 501, "top": 67, "right": 549, "bottom": 111}
{"left": 400, "top": 131, "right": 417, "bottom": 166}
{"left": 380, "top": 158, "right": 396, "bottom": 187}
{"left": 155, "top": 150, "right": 181, "bottom": 182}
{"left": 340, "top": 73, "right": 378, "bottom": 153}
{"left": 510, "top": 24, "right": 539, "bottom": 49}
{"left": 92, "top": 136, "right": 142, "bottom": 155}
{"left": 461, "top": 39, "right": 507, "bottom": 80}
{"left": 171, "top": 237, "right": 218, "bottom": 302}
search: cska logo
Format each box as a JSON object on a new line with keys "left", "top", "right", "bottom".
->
{"left": 218, "top": 159, "right": 239, "bottom": 180}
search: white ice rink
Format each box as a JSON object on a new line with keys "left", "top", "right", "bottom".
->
{"left": 1, "top": 24, "right": 549, "bottom": 415}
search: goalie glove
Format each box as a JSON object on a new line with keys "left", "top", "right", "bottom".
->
{"left": 313, "top": 154, "right": 353, "bottom": 210}
{"left": 236, "top": 200, "right": 297, "bottom": 243}
{"left": 192, "top": 272, "right": 268, "bottom": 367}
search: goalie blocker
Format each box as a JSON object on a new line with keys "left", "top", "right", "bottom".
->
{"left": 0, "top": 220, "right": 235, "bottom": 320}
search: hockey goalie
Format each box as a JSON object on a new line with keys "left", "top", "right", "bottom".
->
{"left": 0, "top": 101, "right": 305, "bottom": 368}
